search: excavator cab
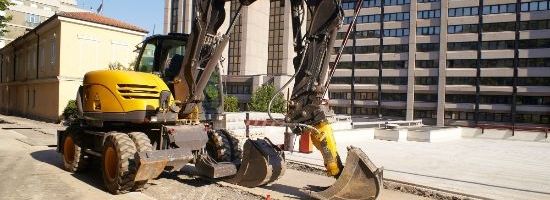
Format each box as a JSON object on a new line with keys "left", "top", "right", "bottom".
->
{"left": 135, "top": 33, "right": 189, "bottom": 94}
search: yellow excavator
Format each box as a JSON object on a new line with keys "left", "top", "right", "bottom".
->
{"left": 57, "top": 0, "right": 382, "bottom": 199}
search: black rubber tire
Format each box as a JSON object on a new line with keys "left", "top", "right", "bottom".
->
{"left": 62, "top": 125, "right": 88, "bottom": 172}
{"left": 102, "top": 132, "right": 137, "bottom": 194}
{"left": 128, "top": 132, "right": 153, "bottom": 190}
{"left": 206, "top": 130, "right": 242, "bottom": 164}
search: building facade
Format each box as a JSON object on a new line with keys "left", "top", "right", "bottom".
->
{"left": 1, "top": 0, "right": 87, "bottom": 47}
{"left": 164, "top": 0, "right": 296, "bottom": 109}
{"left": 165, "top": 0, "right": 550, "bottom": 126}
{"left": 331, "top": 0, "right": 550, "bottom": 126}
{"left": 0, "top": 12, "right": 148, "bottom": 121}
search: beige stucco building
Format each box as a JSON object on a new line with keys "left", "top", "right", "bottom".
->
{"left": 1, "top": 0, "right": 88, "bottom": 47}
{"left": 0, "top": 12, "right": 148, "bottom": 121}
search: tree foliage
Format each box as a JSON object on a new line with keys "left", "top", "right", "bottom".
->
{"left": 108, "top": 62, "right": 132, "bottom": 70}
{"left": 62, "top": 100, "right": 78, "bottom": 121}
{"left": 0, "top": 0, "right": 14, "bottom": 36}
{"left": 224, "top": 95, "right": 240, "bottom": 112}
{"left": 249, "top": 84, "right": 286, "bottom": 113}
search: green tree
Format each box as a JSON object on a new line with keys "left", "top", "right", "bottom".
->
{"left": 224, "top": 95, "right": 240, "bottom": 112}
{"left": 0, "top": 0, "right": 14, "bottom": 36}
{"left": 62, "top": 100, "right": 78, "bottom": 121}
{"left": 249, "top": 84, "right": 285, "bottom": 113}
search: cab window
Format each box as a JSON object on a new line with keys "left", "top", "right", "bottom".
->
{"left": 138, "top": 43, "right": 156, "bottom": 73}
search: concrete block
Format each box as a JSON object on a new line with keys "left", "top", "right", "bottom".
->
{"left": 374, "top": 128, "right": 408, "bottom": 142}
{"left": 460, "top": 127, "right": 482, "bottom": 138}
{"left": 335, "top": 128, "right": 375, "bottom": 142}
{"left": 407, "top": 127, "right": 461, "bottom": 142}
{"left": 507, "top": 131, "right": 548, "bottom": 142}
{"left": 474, "top": 129, "right": 513, "bottom": 139}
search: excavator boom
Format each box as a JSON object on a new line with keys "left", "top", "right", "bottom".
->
{"left": 166, "top": 0, "right": 382, "bottom": 199}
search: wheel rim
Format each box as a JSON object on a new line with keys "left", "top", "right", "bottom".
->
{"left": 63, "top": 136, "right": 75, "bottom": 163}
{"left": 104, "top": 146, "right": 117, "bottom": 181}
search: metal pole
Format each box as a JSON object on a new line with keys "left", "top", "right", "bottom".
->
{"left": 511, "top": 0, "right": 521, "bottom": 136}
{"left": 245, "top": 112, "right": 250, "bottom": 138}
{"left": 474, "top": 0, "right": 483, "bottom": 126}
{"left": 351, "top": 18, "right": 356, "bottom": 117}
{"left": 378, "top": 0, "right": 385, "bottom": 118}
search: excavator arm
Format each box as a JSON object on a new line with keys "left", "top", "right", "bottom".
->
{"left": 169, "top": 0, "right": 382, "bottom": 199}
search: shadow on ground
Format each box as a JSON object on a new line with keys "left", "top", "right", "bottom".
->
{"left": 30, "top": 149, "right": 105, "bottom": 191}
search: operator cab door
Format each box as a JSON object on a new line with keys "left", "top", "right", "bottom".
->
{"left": 135, "top": 35, "right": 188, "bottom": 93}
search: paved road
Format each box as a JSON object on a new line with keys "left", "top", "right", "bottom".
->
{"left": 0, "top": 115, "right": 423, "bottom": 200}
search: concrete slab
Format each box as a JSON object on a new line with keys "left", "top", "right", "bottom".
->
{"left": 408, "top": 127, "right": 462, "bottom": 142}
{"left": 14, "top": 129, "right": 57, "bottom": 146}
{"left": 460, "top": 127, "right": 482, "bottom": 138}
{"left": 265, "top": 130, "right": 550, "bottom": 200}
{"left": 374, "top": 128, "right": 408, "bottom": 142}
{"left": 507, "top": 131, "right": 547, "bottom": 142}
{"left": 474, "top": 129, "right": 513, "bottom": 140}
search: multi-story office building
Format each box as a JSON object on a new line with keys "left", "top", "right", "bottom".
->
{"left": 1, "top": 0, "right": 86, "bottom": 47}
{"left": 165, "top": 0, "right": 550, "bottom": 126}
{"left": 164, "top": 0, "right": 295, "bottom": 110}
{"left": 332, "top": 0, "right": 550, "bottom": 126}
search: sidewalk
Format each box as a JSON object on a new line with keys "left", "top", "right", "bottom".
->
{"left": 265, "top": 129, "right": 550, "bottom": 200}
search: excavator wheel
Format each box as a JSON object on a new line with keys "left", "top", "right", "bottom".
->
{"left": 102, "top": 132, "right": 138, "bottom": 194}
{"left": 62, "top": 125, "right": 88, "bottom": 172}
{"left": 206, "top": 129, "right": 242, "bottom": 164}
{"left": 128, "top": 132, "right": 153, "bottom": 191}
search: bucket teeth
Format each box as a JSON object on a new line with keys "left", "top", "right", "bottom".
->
{"left": 227, "top": 138, "right": 286, "bottom": 187}
{"left": 306, "top": 146, "right": 383, "bottom": 200}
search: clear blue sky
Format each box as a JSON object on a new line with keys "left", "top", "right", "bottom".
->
{"left": 77, "top": 0, "right": 164, "bottom": 35}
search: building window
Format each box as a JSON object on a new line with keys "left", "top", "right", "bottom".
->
{"left": 520, "top": 19, "right": 550, "bottom": 30}
{"left": 415, "top": 93, "right": 438, "bottom": 102}
{"left": 337, "top": 61, "right": 407, "bottom": 69}
{"left": 482, "top": 3, "right": 523, "bottom": 15}
{"left": 226, "top": 82, "right": 251, "bottom": 94}
{"left": 25, "top": 14, "right": 41, "bottom": 27}
{"left": 414, "top": 110, "right": 437, "bottom": 119}
{"left": 417, "top": 26, "right": 440, "bottom": 35}
{"left": 519, "top": 39, "right": 550, "bottom": 49}
{"left": 482, "top": 21, "right": 516, "bottom": 32}
{"left": 381, "top": 93, "right": 407, "bottom": 101}
{"left": 170, "top": 0, "right": 179, "bottom": 32}
{"left": 449, "top": 7, "right": 479, "bottom": 17}
{"left": 520, "top": 1, "right": 550, "bottom": 12}
{"left": 517, "top": 96, "right": 550, "bottom": 106}
{"left": 446, "top": 77, "right": 476, "bottom": 85}
{"left": 383, "top": 12, "right": 410, "bottom": 22}
{"left": 519, "top": 58, "right": 550, "bottom": 67}
{"left": 417, "top": 9, "right": 440, "bottom": 19}
{"left": 228, "top": 0, "right": 242, "bottom": 75}
{"left": 381, "top": 77, "right": 408, "bottom": 85}
{"left": 416, "top": 60, "right": 438, "bottom": 68}
{"left": 415, "top": 77, "right": 438, "bottom": 85}
{"left": 418, "top": 0, "right": 439, "bottom": 3}
{"left": 50, "top": 38, "right": 56, "bottom": 65}
{"left": 416, "top": 43, "right": 439, "bottom": 52}
{"left": 448, "top": 24, "right": 479, "bottom": 34}
{"left": 381, "top": 108, "right": 406, "bottom": 117}
{"left": 267, "top": 0, "right": 284, "bottom": 75}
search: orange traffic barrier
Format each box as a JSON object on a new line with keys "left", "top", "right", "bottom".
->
{"left": 299, "top": 131, "right": 314, "bottom": 153}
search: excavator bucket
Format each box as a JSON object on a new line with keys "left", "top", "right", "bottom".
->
{"left": 306, "top": 146, "right": 383, "bottom": 200}
{"left": 227, "top": 138, "right": 286, "bottom": 187}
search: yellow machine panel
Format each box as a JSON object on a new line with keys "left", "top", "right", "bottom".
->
{"left": 81, "top": 70, "right": 175, "bottom": 123}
